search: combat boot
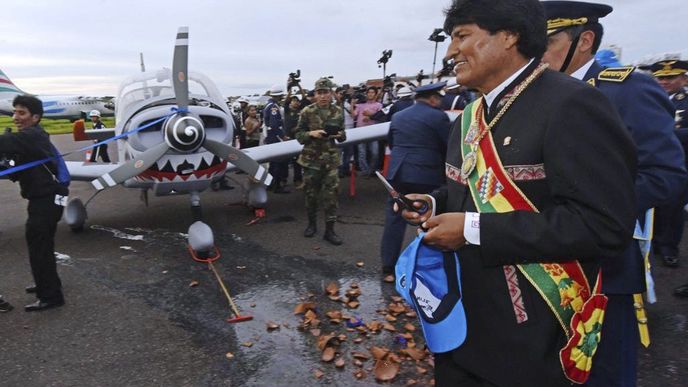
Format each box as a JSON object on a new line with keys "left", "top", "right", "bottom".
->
{"left": 323, "top": 221, "right": 343, "bottom": 246}
{"left": 304, "top": 215, "right": 317, "bottom": 238}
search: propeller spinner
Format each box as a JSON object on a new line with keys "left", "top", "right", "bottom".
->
{"left": 91, "top": 27, "right": 272, "bottom": 191}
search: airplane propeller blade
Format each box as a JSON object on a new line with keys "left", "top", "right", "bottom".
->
{"left": 172, "top": 26, "right": 189, "bottom": 111}
{"left": 91, "top": 142, "right": 170, "bottom": 190}
{"left": 203, "top": 139, "right": 272, "bottom": 186}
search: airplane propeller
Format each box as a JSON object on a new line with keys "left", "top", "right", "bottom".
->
{"left": 172, "top": 27, "right": 189, "bottom": 111}
{"left": 91, "top": 27, "right": 272, "bottom": 191}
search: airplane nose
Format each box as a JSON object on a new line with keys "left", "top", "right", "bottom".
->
{"left": 163, "top": 112, "right": 205, "bottom": 153}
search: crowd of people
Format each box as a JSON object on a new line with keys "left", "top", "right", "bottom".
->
{"left": 2, "top": 0, "right": 688, "bottom": 386}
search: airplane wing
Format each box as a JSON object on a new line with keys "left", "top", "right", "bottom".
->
{"left": 236, "top": 111, "right": 459, "bottom": 168}
{"left": 83, "top": 128, "right": 117, "bottom": 142}
{"left": 236, "top": 121, "right": 391, "bottom": 166}
{"left": 72, "top": 119, "right": 117, "bottom": 142}
{"left": 65, "top": 161, "right": 119, "bottom": 181}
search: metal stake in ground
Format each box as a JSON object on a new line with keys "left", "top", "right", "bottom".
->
{"left": 207, "top": 261, "right": 253, "bottom": 323}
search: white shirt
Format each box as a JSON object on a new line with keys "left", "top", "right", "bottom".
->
{"left": 570, "top": 59, "right": 595, "bottom": 81}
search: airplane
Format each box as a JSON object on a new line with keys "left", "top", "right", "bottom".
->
{"left": 61, "top": 26, "right": 395, "bottom": 259}
{"left": 0, "top": 68, "right": 114, "bottom": 120}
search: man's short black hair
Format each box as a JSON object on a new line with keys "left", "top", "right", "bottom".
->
{"left": 562, "top": 23, "right": 604, "bottom": 54}
{"left": 443, "top": 0, "right": 547, "bottom": 59}
{"left": 12, "top": 95, "right": 44, "bottom": 118}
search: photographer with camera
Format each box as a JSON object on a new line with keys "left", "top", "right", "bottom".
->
{"left": 295, "top": 78, "right": 347, "bottom": 245}
{"left": 352, "top": 87, "right": 383, "bottom": 176}
{"left": 0, "top": 95, "right": 68, "bottom": 312}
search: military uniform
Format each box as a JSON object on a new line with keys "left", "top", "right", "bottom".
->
{"left": 640, "top": 60, "right": 688, "bottom": 267}
{"left": 264, "top": 95, "right": 290, "bottom": 193}
{"left": 88, "top": 119, "right": 111, "bottom": 163}
{"left": 674, "top": 87, "right": 688, "bottom": 130}
{"left": 641, "top": 60, "right": 688, "bottom": 298}
{"left": 381, "top": 82, "right": 450, "bottom": 272}
{"left": 295, "top": 78, "right": 347, "bottom": 244}
{"left": 542, "top": 3, "right": 688, "bottom": 386}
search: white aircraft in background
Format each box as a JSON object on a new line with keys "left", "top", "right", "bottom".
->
{"left": 0, "top": 68, "right": 114, "bottom": 120}
{"left": 62, "top": 26, "right": 392, "bottom": 259}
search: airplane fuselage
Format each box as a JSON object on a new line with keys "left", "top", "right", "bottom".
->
{"left": 0, "top": 95, "right": 114, "bottom": 120}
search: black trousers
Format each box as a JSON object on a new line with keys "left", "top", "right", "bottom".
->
{"left": 89, "top": 143, "right": 110, "bottom": 163}
{"left": 434, "top": 352, "right": 498, "bottom": 386}
{"left": 26, "top": 196, "right": 64, "bottom": 302}
{"left": 654, "top": 202, "right": 685, "bottom": 257}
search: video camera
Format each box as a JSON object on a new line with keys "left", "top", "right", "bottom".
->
{"left": 377, "top": 50, "right": 393, "bottom": 67}
{"left": 416, "top": 70, "right": 430, "bottom": 84}
{"left": 383, "top": 73, "right": 397, "bottom": 90}
{"left": 340, "top": 83, "right": 367, "bottom": 103}
{"left": 323, "top": 124, "right": 341, "bottom": 137}
{"left": 288, "top": 69, "right": 301, "bottom": 89}
{"left": 428, "top": 28, "right": 447, "bottom": 43}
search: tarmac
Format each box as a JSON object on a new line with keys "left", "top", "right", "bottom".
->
{"left": 0, "top": 134, "right": 686, "bottom": 386}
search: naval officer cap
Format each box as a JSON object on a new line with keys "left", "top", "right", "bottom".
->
{"left": 415, "top": 81, "right": 447, "bottom": 98}
{"left": 640, "top": 60, "right": 688, "bottom": 78}
{"left": 541, "top": 1, "right": 612, "bottom": 36}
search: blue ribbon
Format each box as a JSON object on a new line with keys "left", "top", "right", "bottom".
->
{"left": 0, "top": 109, "right": 179, "bottom": 178}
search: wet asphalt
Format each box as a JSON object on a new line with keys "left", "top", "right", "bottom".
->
{"left": 0, "top": 134, "right": 686, "bottom": 386}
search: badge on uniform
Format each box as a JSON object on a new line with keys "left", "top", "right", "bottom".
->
{"left": 395, "top": 233, "right": 467, "bottom": 353}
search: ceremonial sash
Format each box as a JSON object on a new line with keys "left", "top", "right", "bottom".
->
{"left": 460, "top": 100, "right": 607, "bottom": 384}
{"left": 632, "top": 208, "right": 655, "bottom": 348}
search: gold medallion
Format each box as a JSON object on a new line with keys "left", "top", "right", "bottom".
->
{"left": 460, "top": 151, "right": 478, "bottom": 180}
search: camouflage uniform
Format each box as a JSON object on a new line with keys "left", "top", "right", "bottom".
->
{"left": 295, "top": 102, "right": 346, "bottom": 223}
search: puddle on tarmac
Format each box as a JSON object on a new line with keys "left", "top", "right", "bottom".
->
{"left": 227, "top": 275, "right": 431, "bottom": 386}
{"left": 70, "top": 227, "right": 431, "bottom": 385}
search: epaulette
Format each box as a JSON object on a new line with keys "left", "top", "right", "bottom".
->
{"left": 598, "top": 66, "right": 636, "bottom": 83}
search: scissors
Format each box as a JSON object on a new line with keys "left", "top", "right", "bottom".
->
{"left": 375, "top": 171, "right": 429, "bottom": 214}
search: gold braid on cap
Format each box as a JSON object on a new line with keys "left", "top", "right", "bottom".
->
{"left": 653, "top": 61, "right": 687, "bottom": 77}
{"left": 547, "top": 17, "right": 589, "bottom": 34}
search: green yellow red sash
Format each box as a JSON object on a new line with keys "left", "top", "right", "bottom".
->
{"left": 460, "top": 99, "right": 607, "bottom": 384}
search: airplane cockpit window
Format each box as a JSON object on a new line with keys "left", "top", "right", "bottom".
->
{"left": 116, "top": 69, "right": 229, "bottom": 123}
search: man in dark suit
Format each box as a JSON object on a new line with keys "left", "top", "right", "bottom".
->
{"left": 541, "top": 2, "right": 688, "bottom": 385}
{"left": 401, "top": 0, "right": 636, "bottom": 385}
{"left": 380, "top": 82, "right": 450, "bottom": 275}
{"left": 639, "top": 60, "right": 688, "bottom": 268}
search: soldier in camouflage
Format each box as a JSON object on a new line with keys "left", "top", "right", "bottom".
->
{"left": 295, "top": 78, "right": 347, "bottom": 245}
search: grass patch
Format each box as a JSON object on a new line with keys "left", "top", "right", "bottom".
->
{"left": 0, "top": 117, "right": 116, "bottom": 135}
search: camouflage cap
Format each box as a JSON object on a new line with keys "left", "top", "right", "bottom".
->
{"left": 314, "top": 78, "right": 335, "bottom": 91}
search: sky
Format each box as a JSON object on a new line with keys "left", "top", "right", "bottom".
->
{"left": 1, "top": 0, "right": 686, "bottom": 97}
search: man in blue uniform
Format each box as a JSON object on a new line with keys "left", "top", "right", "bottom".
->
{"left": 380, "top": 81, "right": 450, "bottom": 275}
{"left": 387, "top": 86, "right": 414, "bottom": 119}
{"left": 441, "top": 79, "right": 472, "bottom": 111}
{"left": 88, "top": 109, "right": 110, "bottom": 163}
{"left": 263, "top": 85, "right": 290, "bottom": 193}
{"left": 542, "top": 2, "right": 688, "bottom": 385}
{"left": 642, "top": 60, "right": 688, "bottom": 268}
